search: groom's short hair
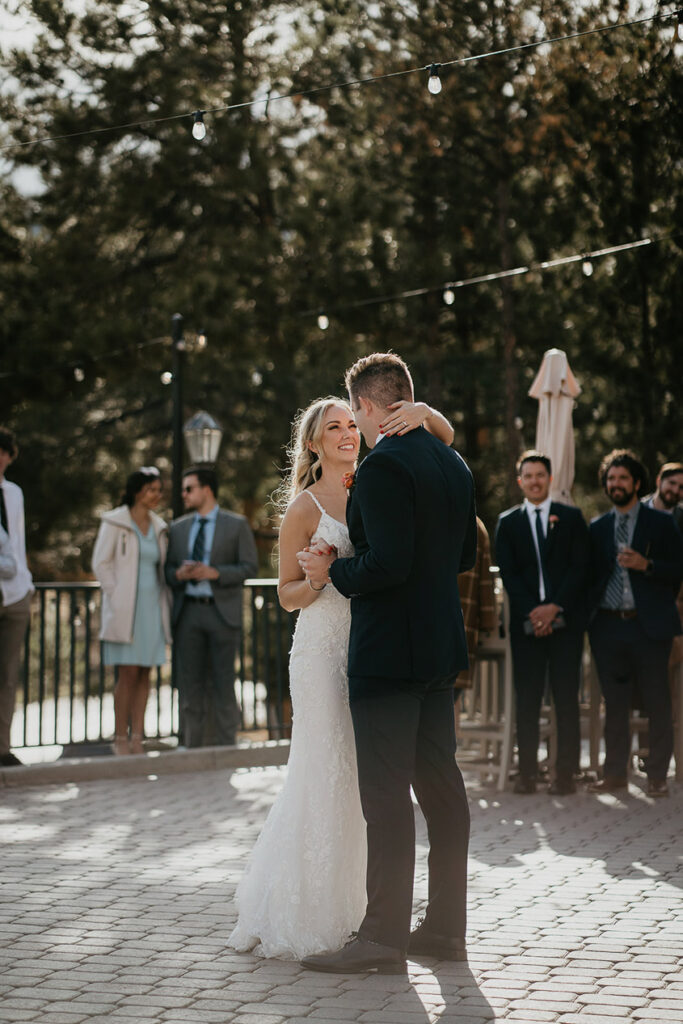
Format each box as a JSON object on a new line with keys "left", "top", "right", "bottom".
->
{"left": 345, "top": 352, "right": 413, "bottom": 408}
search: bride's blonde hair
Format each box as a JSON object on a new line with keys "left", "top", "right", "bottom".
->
{"left": 276, "top": 396, "right": 354, "bottom": 510}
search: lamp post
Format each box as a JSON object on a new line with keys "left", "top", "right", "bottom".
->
{"left": 183, "top": 411, "right": 224, "bottom": 466}
{"left": 171, "top": 313, "right": 186, "bottom": 518}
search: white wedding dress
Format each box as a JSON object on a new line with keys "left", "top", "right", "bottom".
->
{"left": 228, "top": 493, "right": 367, "bottom": 959}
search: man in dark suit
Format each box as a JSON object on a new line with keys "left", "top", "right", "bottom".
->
{"left": 299, "top": 352, "right": 476, "bottom": 975}
{"left": 495, "top": 451, "right": 589, "bottom": 796}
{"left": 165, "top": 466, "right": 258, "bottom": 747}
{"left": 588, "top": 449, "right": 683, "bottom": 797}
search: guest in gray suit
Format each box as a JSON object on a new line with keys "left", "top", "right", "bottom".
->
{"left": 165, "top": 466, "right": 259, "bottom": 747}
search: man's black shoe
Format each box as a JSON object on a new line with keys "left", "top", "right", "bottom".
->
{"left": 408, "top": 919, "right": 467, "bottom": 961}
{"left": 513, "top": 775, "right": 536, "bottom": 794}
{"left": 0, "top": 753, "right": 22, "bottom": 767}
{"left": 301, "top": 935, "right": 406, "bottom": 975}
{"left": 548, "top": 777, "right": 576, "bottom": 796}
{"left": 646, "top": 778, "right": 669, "bottom": 798}
{"left": 588, "top": 776, "right": 627, "bottom": 794}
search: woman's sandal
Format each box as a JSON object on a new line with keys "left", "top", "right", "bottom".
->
{"left": 112, "top": 734, "right": 130, "bottom": 756}
{"left": 129, "top": 733, "right": 145, "bottom": 755}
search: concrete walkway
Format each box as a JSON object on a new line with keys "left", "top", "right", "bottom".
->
{"left": 1, "top": 761, "right": 681, "bottom": 1024}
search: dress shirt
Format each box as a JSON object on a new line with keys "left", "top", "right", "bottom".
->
{"left": 186, "top": 504, "right": 218, "bottom": 598}
{"left": 600, "top": 502, "right": 640, "bottom": 611}
{"left": 0, "top": 479, "right": 33, "bottom": 606}
{"left": 523, "top": 496, "right": 552, "bottom": 601}
{"left": 0, "top": 525, "right": 17, "bottom": 580}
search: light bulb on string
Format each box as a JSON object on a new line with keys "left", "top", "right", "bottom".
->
{"left": 160, "top": 371, "right": 173, "bottom": 385}
{"left": 73, "top": 366, "right": 85, "bottom": 382}
{"left": 581, "top": 258, "right": 594, "bottom": 277}
{"left": 427, "top": 64, "right": 442, "bottom": 95}
{"left": 317, "top": 313, "right": 330, "bottom": 331}
{"left": 443, "top": 288, "right": 455, "bottom": 305}
{"left": 191, "top": 111, "right": 207, "bottom": 141}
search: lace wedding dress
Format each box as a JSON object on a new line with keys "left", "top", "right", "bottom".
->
{"left": 228, "top": 493, "right": 367, "bottom": 959}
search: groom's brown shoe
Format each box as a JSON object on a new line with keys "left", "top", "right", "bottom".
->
{"left": 301, "top": 935, "right": 407, "bottom": 975}
{"left": 408, "top": 919, "right": 467, "bottom": 961}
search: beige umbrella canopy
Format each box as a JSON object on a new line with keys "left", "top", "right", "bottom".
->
{"left": 528, "top": 348, "right": 581, "bottom": 505}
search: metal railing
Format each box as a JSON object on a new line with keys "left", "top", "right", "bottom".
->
{"left": 14, "top": 580, "right": 295, "bottom": 751}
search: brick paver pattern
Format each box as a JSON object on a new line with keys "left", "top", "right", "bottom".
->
{"left": 1, "top": 767, "right": 681, "bottom": 1023}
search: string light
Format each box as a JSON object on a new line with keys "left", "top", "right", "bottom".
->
{"left": 300, "top": 235, "right": 665, "bottom": 319}
{"left": 1, "top": 11, "right": 675, "bottom": 154}
{"left": 160, "top": 371, "right": 173, "bottom": 385}
{"left": 317, "top": 313, "right": 330, "bottom": 330}
{"left": 191, "top": 111, "right": 206, "bottom": 141}
{"left": 427, "top": 64, "right": 442, "bottom": 95}
{"left": 73, "top": 366, "right": 85, "bottom": 382}
{"left": 443, "top": 288, "right": 455, "bottom": 305}
{"left": 582, "top": 258, "right": 594, "bottom": 277}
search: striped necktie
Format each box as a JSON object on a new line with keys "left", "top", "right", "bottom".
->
{"left": 603, "top": 513, "right": 630, "bottom": 608}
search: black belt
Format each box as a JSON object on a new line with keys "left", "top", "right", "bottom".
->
{"left": 185, "top": 595, "right": 214, "bottom": 605}
{"left": 600, "top": 608, "right": 637, "bottom": 620}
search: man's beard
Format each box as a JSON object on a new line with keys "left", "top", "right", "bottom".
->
{"left": 609, "top": 487, "right": 635, "bottom": 507}
{"left": 659, "top": 490, "right": 678, "bottom": 510}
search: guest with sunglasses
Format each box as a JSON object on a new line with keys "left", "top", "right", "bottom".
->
{"left": 165, "top": 467, "right": 258, "bottom": 747}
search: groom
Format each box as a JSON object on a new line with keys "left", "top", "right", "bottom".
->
{"left": 298, "top": 352, "right": 477, "bottom": 974}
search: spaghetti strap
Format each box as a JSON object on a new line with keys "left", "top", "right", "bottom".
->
{"left": 305, "top": 490, "right": 326, "bottom": 515}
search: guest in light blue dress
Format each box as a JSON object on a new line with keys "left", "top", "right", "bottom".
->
{"left": 93, "top": 468, "right": 170, "bottom": 754}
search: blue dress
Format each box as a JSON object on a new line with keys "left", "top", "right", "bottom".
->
{"left": 103, "top": 524, "right": 166, "bottom": 667}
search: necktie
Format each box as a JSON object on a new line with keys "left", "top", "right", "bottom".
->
{"left": 0, "top": 487, "right": 8, "bottom": 535}
{"left": 534, "top": 508, "right": 549, "bottom": 599}
{"left": 191, "top": 518, "right": 207, "bottom": 563}
{"left": 604, "top": 514, "right": 630, "bottom": 608}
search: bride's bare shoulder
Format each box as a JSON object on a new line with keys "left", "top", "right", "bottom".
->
{"left": 281, "top": 492, "right": 319, "bottom": 533}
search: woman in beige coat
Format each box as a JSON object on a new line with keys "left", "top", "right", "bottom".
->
{"left": 93, "top": 468, "right": 170, "bottom": 754}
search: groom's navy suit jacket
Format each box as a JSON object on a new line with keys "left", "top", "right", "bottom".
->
{"left": 329, "top": 427, "right": 477, "bottom": 694}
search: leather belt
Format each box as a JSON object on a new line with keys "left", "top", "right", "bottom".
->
{"left": 185, "top": 595, "right": 214, "bottom": 604}
{"left": 601, "top": 608, "right": 637, "bottom": 620}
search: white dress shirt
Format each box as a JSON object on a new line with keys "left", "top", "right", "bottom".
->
{"left": 523, "top": 496, "right": 552, "bottom": 602}
{"left": 0, "top": 479, "right": 34, "bottom": 605}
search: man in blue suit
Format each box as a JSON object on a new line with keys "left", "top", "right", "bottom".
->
{"left": 588, "top": 449, "right": 683, "bottom": 797}
{"left": 495, "top": 452, "right": 589, "bottom": 795}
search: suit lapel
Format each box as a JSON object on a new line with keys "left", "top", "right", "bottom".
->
{"left": 517, "top": 507, "right": 537, "bottom": 562}
{"left": 545, "top": 502, "right": 561, "bottom": 557}
{"left": 631, "top": 504, "right": 647, "bottom": 558}
{"left": 209, "top": 510, "right": 225, "bottom": 559}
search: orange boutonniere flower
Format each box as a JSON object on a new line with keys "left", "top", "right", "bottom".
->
{"left": 549, "top": 514, "right": 559, "bottom": 530}
{"left": 342, "top": 471, "right": 356, "bottom": 494}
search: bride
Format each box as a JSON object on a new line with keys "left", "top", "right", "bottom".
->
{"left": 228, "top": 395, "right": 454, "bottom": 959}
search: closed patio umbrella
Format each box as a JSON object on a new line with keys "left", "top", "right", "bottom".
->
{"left": 528, "top": 348, "right": 581, "bottom": 505}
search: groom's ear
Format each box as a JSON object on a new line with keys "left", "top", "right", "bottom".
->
{"left": 358, "top": 395, "right": 373, "bottom": 416}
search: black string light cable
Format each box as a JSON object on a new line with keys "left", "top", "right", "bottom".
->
{"left": 0, "top": 9, "right": 679, "bottom": 154}
{"left": 304, "top": 234, "right": 676, "bottom": 327}
{"left": 0, "top": 233, "right": 676, "bottom": 386}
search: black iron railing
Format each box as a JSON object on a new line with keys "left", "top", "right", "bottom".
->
{"left": 15, "top": 580, "right": 295, "bottom": 751}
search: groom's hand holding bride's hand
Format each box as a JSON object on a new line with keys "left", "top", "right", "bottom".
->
{"left": 297, "top": 543, "right": 336, "bottom": 589}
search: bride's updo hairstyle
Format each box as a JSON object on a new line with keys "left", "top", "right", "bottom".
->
{"left": 278, "top": 396, "right": 353, "bottom": 509}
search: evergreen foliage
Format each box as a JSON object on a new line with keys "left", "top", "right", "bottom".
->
{"left": 0, "top": 1, "right": 681, "bottom": 574}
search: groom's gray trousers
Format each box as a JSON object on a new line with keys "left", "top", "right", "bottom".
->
{"left": 349, "top": 679, "right": 470, "bottom": 950}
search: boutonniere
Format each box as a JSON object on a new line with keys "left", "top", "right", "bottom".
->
{"left": 548, "top": 515, "right": 559, "bottom": 530}
{"left": 342, "top": 471, "right": 356, "bottom": 495}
